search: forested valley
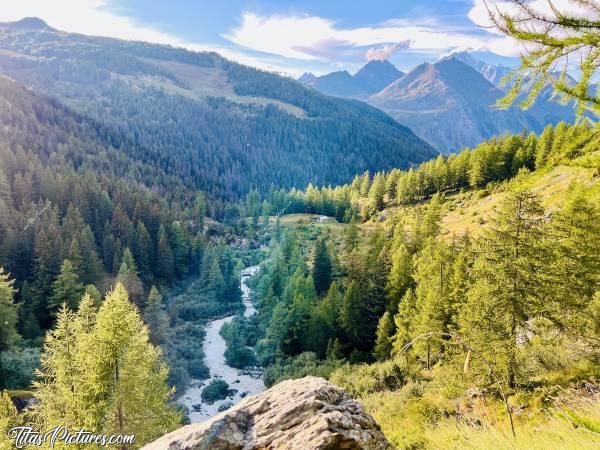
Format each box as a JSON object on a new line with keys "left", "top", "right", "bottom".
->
{"left": 1, "top": 3, "right": 600, "bottom": 448}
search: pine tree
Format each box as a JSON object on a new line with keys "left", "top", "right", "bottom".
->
{"left": 156, "top": 224, "right": 175, "bottom": 282}
{"left": 374, "top": 311, "right": 395, "bottom": 360}
{"left": 67, "top": 238, "right": 84, "bottom": 280}
{"left": 0, "top": 268, "right": 19, "bottom": 351}
{"left": 170, "top": 221, "right": 189, "bottom": 277}
{"left": 392, "top": 289, "right": 417, "bottom": 357}
{"left": 117, "top": 248, "right": 144, "bottom": 306}
{"left": 79, "top": 284, "right": 180, "bottom": 444}
{"left": 312, "top": 237, "right": 332, "bottom": 296}
{"left": 460, "top": 190, "right": 548, "bottom": 387}
{"left": 144, "top": 286, "right": 168, "bottom": 345}
{"left": 195, "top": 192, "right": 206, "bottom": 233}
{"left": 33, "top": 304, "right": 85, "bottom": 432}
{"left": 49, "top": 260, "right": 84, "bottom": 315}
{"left": 79, "top": 225, "right": 105, "bottom": 284}
{"left": 206, "top": 256, "right": 226, "bottom": 299}
{"left": 340, "top": 281, "right": 364, "bottom": 350}
{"left": 134, "top": 221, "right": 153, "bottom": 281}
{"left": 0, "top": 391, "right": 21, "bottom": 449}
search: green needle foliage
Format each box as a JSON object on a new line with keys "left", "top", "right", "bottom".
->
{"left": 33, "top": 286, "right": 180, "bottom": 447}
{"left": 488, "top": 0, "right": 600, "bottom": 116}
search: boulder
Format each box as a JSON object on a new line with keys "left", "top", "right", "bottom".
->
{"left": 142, "top": 376, "right": 389, "bottom": 450}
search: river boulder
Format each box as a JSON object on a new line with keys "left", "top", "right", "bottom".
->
{"left": 142, "top": 376, "right": 390, "bottom": 450}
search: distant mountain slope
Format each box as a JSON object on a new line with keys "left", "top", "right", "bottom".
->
{"left": 448, "top": 51, "right": 511, "bottom": 86}
{"left": 449, "top": 51, "right": 577, "bottom": 125}
{"left": 299, "top": 60, "right": 404, "bottom": 98}
{"left": 0, "top": 19, "right": 436, "bottom": 201}
{"left": 302, "top": 70, "right": 367, "bottom": 97}
{"left": 0, "top": 75, "right": 192, "bottom": 204}
{"left": 368, "top": 58, "right": 545, "bottom": 153}
{"left": 354, "top": 60, "right": 404, "bottom": 94}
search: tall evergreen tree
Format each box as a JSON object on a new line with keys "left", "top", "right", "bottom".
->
{"left": 156, "top": 225, "right": 175, "bottom": 283}
{"left": 144, "top": 286, "right": 168, "bottom": 346}
{"left": 460, "top": 190, "right": 548, "bottom": 387}
{"left": 0, "top": 390, "right": 21, "bottom": 449}
{"left": 79, "top": 284, "right": 180, "bottom": 444}
{"left": 374, "top": 311, "right": 395, "bottom": 360}
{"left": 312, "top": 237, "right": 332, "bottom": 296}
{"left": 0, "top": 268, "right": 19, "bottom": 351}
{"left": 116, "top": 248, "right": 144, "bottom": 307}
{"left": 48, "top": 260, "right": 84, "bottom": 315}
{"left": 392, "top": 289, "right": 417, "bottom": 357}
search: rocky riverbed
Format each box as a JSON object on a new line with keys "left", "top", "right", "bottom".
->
{"left": 179, "top": 265, "right": 265, "bottom": 422}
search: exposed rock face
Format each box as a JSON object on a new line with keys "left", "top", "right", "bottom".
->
{"left": 142, "top": 376, "right": 390, "bottom": 450}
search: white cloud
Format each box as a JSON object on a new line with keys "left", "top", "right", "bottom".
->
{"left": 468, "top": 0, "right": 592, "bottom": 56}
{"left": 0, "top": 0, "right": 194, "bottom": 47}
{"left": 469, "top": 0, "right": 589, "bottom": 30}
{"left": 223, "top": 12, "right": 526, "bottom": 62}
{"left": 366, "top": 41, "right": 410, "bottom": 61}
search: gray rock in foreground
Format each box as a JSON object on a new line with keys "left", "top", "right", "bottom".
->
{"left": 142, "top": 376, "right": 390, "bottom": 450}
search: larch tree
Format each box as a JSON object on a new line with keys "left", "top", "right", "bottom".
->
{"left": 460, "top": 190, "right": 548, "bottom": 387}
{"left": 0, "top": 268, "right": 19, "bottom": 352}
{"left": 48, "top": 260, "right": 84, "bottom": 315}
{"left": 391, "top": 289, "right": 417, "bottom": 357}
{"left": 33, "top": 304, "right": 86, "bottom": 433}
{"left": 548, "top": 190, "right": 600, "bottom": 330}
{"left": 78, "top": 284, "right": 180, "bottom": 445}
{"left": 488, "top": 0, "right": 600, "bottom": 116}
{"left": 312, "top": 237, "right": 332, "bottom": 297}
{"left": 0, "top": 390, "right": 21, "bottom": 449}
{"left": 374, "top": 311, "right": 395, "bottom": 360}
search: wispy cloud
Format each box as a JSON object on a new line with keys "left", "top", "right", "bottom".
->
{"left": 366, "top": 42, "right": 411, "bottom": 61}
{"left": 223, "top": 11, "right": 522, "bottom": 63}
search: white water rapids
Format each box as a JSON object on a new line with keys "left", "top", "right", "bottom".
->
{"left": 179, "top": 265, "right": 265, "bottom": 423}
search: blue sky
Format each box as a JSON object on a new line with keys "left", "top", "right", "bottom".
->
{"left": 1, "top": 0, "right": 528, "bottom": 76}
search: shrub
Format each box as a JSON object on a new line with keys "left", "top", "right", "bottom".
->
{"left": 201, "top": 379, "right": 230, "bottom": 404}
{"left": 329, "top": 359, "right": 409, "bottom": 398}
{"left": 0, "top": 348, "right": 40, "bottom": 389}
{"left": 264, "top": 352, "right": 342, "bottom": 387}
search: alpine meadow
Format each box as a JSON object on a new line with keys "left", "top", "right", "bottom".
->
{"left": 0, "top": 1, "right": 599, "bottom": 449}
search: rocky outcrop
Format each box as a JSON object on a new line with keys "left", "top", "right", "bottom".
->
{"left": 142, "top": 376, "right": 390, "bottom": 450}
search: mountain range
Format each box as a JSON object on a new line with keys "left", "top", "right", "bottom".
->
{"left": 300, "top": 54, "right": 577, "bottom": 153}
{"left": 0, "top": 18, "right": 436, "bottom": 201}
{"left": 300, "top": 60, "right": 404, "bottom": 99}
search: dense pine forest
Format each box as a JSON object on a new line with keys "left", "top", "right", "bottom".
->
{"left": 1, "top": 1, "right": 600, "bottom": 448}
{"left": 0, "top": 74, "right": 253, "bottom": 404}
{"left": 0, "top": 19, "right": 436, "bottom": 202}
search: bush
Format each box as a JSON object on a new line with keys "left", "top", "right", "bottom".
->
{"left": 201, "top": 379, "right": 230, "bottom": 404}
{"left": 221, "top": 316, "right": 259, "bottom": 369}
{"left": 264, "top": 352, "right": 342, "bottom": 387}
{"left": 0, "top": 348, "right": 40, "bottom": 389}
{"left": 329, "top": 359, "right": 410, "bottom": 398}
